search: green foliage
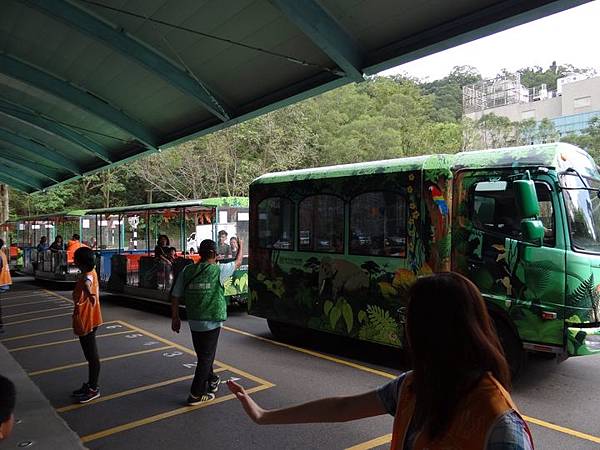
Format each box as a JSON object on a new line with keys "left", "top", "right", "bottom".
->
{"left": 325, "top": 298, "right": 354, "bottom": 333}
{"left": 358, "top": 305, "right": 401, "bottom": 346}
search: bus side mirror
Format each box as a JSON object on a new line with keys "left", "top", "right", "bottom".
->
{"left": 514, "top": 179, "right": 543, "bottom": 244}
{"left": 514, "top": 179, "right": 539, "bottom": 217}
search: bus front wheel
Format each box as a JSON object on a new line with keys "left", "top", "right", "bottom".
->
{"left": 493, "top": 317, "right": 524, "bottom": 378}
{"left": 267, "top": 319, "right": 302, "bottom": 341}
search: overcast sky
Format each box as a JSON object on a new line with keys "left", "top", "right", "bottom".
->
{"left": 379, "top": 1, "right": 600, "bottom": 81}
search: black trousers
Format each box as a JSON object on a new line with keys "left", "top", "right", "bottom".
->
{"left": 190, "top": 327, "right": 221, "bottom": 396}
{"left": 79, "top": 327, "right": 100, "bottom": 389}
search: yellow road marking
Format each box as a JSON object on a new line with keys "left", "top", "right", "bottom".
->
{"left": 42, "top": 289, "right": 74, "bottom": 304}
{"left": 223, "top": 325, "right": 600, "bottom": 445}
{"left": 80, "top": 383, "right": 274, "bottom": 443}
{"left": 117, "top": 320, "right": 273, "bottom": 386}
{"left": 0, "top": 321, "right": 120, "bottom": 342}
{"left": 9, "top": 330, "right": 132, "bottom": 352}
{"left": 346, "top": 433, "right": 392, "bottom": 450}
{"left": 0, "top": 327, "right": 73, "bottom": 342}
{"left": 2, "top": 312, "right": 72, "bottom": 326}
{"left": 223, "top": 325, "right": 396, "bottom": 380}
{"left": 3, "top": 305, "right": 72, "bottom": 319}
{"left": 0, "top": 292, "right": 50, "bottom": 301}
{"left": 523, "top": 415, "right": 600, "bottom": 444}
{"left": 57, "top": 368, "right": 228, "bottom": 413}
{"left": 29, "top": 346, "right": 172, "bottom": 376}
{"left": 2, "top": 298, "right": 65, "bottom": 308}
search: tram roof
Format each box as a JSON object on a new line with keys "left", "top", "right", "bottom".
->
{"left": 252, "top": 143, "right": 594, "bottom": 184}
{"left": 89, "top": 196, "right": 248, "bottom": 214}
{"left": 0, "top": 0, "right": 589, "bottom": 193}
{"left": 7, "top": 209, "right": 87, "bottom": 222}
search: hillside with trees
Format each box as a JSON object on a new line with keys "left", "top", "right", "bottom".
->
{"left": 9, "top": 62, "right": 600, "bottom": 216}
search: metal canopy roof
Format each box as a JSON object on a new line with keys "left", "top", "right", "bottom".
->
{"left": 0, "top": 0, "right": 590, "bottom": 192}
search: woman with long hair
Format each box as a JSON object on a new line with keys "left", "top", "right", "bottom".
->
{"left": 227, "top": 272, "right": 533, "bottom": 449}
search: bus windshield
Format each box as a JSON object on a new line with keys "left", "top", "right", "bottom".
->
{"left": 562, "top": 173, "right": 600, "bottom": 253}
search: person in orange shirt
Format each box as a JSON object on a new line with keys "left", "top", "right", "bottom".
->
{"left": 71, "top": 247, "right": 103, "bottom": 404}
{"left": 0, "top": 238, "right": 12, "bottom": 335}
{"left": 66, "top": 234, "right": 87, "bottom": 252}
{"left": 227, "top": 273, "right": 534, "bottom": 450}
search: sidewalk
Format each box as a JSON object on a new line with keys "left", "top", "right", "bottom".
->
{"left": 0, "top": 342, "right": 85, "bottom": 449}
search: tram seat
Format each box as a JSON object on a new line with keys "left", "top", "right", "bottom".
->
{"left": 9, "top": 245, "right": 19, "bottom": 258}
{"left": 125, "top": 254, "right": 143, "bottom": 271}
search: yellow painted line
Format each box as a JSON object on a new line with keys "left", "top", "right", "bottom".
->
{"left": 3, "top": 305, "right": 72, "bottom": 319}
{"left": 346, "top": 433, "right": 392, "bottom": 450}
{"left": 28, "top": 346, "right": 172, "bottom": 376}
{"left": 223, "top": 326, "right": 600, "bottom": 445}
{"left": 0, "top": 292, "right": 50, "bottom": 301}
{"left": 2, "top": 298, "right": 65, "bottom": 308}
{"left": 222, "top": 325, "right": 397, "bottom": 380}
{"left": 0, "top": 321, "right": 119, "bottom": 342}
{"left": 523, "top": 415, "right": 600, "bottom": 444}
{"left": 2, "top": 312, "right": 72, "bottom": 326}
{"left": 9, "top": 330, "right": 132, "bottom": 352}
{"left": 0, "top": 327, "right": 73, "bottom": 342}
{"left": 57, "top": 367, "right": 228, "bottom": 413}
{"left": 42, "top": 289, "right": 74, "bottom": 304}
{"left": 117, "top": 320, "right": 273, "bottom": 386}
{"left": 81, "top": 383, "right": 274, "bottom": 443}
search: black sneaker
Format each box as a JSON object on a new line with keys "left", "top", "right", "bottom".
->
{"left": 208, "top": 375, "right": 220, "bottom": 393}
{"left": 72, "top": 383, "right": 89, "bottom": 398}
{"left": 77, "top": 387, "right": 100, "bottom": 404}
{"left": 187, "top": 392, "right": 215, "bottom": 406}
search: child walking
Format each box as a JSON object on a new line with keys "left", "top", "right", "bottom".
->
{"left": 0, "top": 239, "right": 13, "bottom": 334}
{"left": 71, "top": 247, "right": 103, "bottom": 403}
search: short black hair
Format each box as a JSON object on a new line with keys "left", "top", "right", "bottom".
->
{"left": 72, "top": 234, "right": 80, "bottom": 240}
{"left": 0, "top": 239, "right": 4, "bottom": 248}
{"left": 218, "top": 230, "right": 228, "bottom": 237}
{"left": 199, "top": 239, "right": 217, "bottom": 258}
{"left": 0, "top": 375, "right": 16, "bottom": 423}
{"left": 74, "top": 247, "right": 95, "bottom": 272}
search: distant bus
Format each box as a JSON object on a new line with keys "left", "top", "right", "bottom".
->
{"left": 248, "top": 143, "right": 600, "bottom": 371}
{"left": 89, "top": 197, "right": 248, "bottom": 304}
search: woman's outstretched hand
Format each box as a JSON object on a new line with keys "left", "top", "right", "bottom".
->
{"left": 227, "top": 380, "right": 266, "bottom": 424}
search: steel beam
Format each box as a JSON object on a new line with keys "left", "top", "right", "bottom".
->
{"left": 0, "top": 152, "right": 61, "bottom": 182}
{"left": 0, "top": 53, "right": 160, "bottom": 149}
{"left": 0, "top": 128, "right": 81, "bottom": 175}
{"left": 21, "top": 0, "right": 232, "bottom": 121}
{"left": 0, "top": 98, "right": 113, "bottom": 163}
{"left": 0, "top": 166, "right": 44, "bottom": 190}
{"left": 270, "top": 0, "right": 364, "bottom": 82}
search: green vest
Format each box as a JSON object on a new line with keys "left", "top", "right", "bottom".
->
{"left": 182, "top": 263, "right": 227, "bottom": 322}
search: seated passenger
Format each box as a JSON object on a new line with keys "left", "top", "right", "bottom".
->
{"left": 217, "top": 230, "right": 231, "bottom": 258}
{"left": 154, "top": 235, "right": 172, "bottom": 264}
{"left": 36, "top": 236, "right": 49, "bottom": 252}
{"left": 49, "top": 235, "right": 64, "bottom": 253}
{"left": 230, "top": 237, "right": 239, "bottom": 258}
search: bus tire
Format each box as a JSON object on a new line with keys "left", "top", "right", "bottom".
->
{"left": 267, "top": 319, "right": 301, "bottom": 341}
{"left": 492, "top": 316, "right": 524, "bottom": 378}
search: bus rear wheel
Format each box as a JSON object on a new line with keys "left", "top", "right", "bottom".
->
{"left": 493, "top": 317, "right": 524, "bottom": 378}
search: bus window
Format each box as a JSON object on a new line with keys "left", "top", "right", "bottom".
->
{"left": 298, "top": 195, "right": 344, "bottom": 253}
{"left": 258, "top": 198, "right": 294, "bottom": 250}
{"left": 350, "top": 192, "right": 406, "bottom": 257}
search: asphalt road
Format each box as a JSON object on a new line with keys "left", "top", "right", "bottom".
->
{"left": 1, "top": 278, "right": 599, "bottom": 449}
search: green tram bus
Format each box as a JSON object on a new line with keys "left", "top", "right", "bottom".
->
{"left": 248, "top": 142, "right": 600, "bottom": 369}
{"left": 89, "top": 197, "right": 249, "bottom": 304}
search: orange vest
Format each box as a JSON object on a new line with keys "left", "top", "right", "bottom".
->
{"left": 390, "top": 372, "right": 533, "bottom": 450}
{"left": 0, "top": 250, "right": 12, "bottom": 286}
{"left": 72, "top": 270, "right": 102, "bottom": 336}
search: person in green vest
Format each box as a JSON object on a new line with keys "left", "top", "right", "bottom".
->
{"left": 170, "top": 238, "right": 243, "bottom": 405}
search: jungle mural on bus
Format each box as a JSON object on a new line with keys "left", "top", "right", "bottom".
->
{"left": 249, "top": 156, "right": 453, "bottom": 348}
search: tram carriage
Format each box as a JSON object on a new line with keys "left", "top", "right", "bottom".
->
{"left": 89, "top": 197, "right": 249, "bottom": 305}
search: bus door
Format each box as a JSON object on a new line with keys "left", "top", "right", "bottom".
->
{"left": 453, "top": 170, "right": 565, "bottom": 351}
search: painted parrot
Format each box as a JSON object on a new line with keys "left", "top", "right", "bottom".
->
{"left": 429, "top": 184, "right": 449, "bottom": 215}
